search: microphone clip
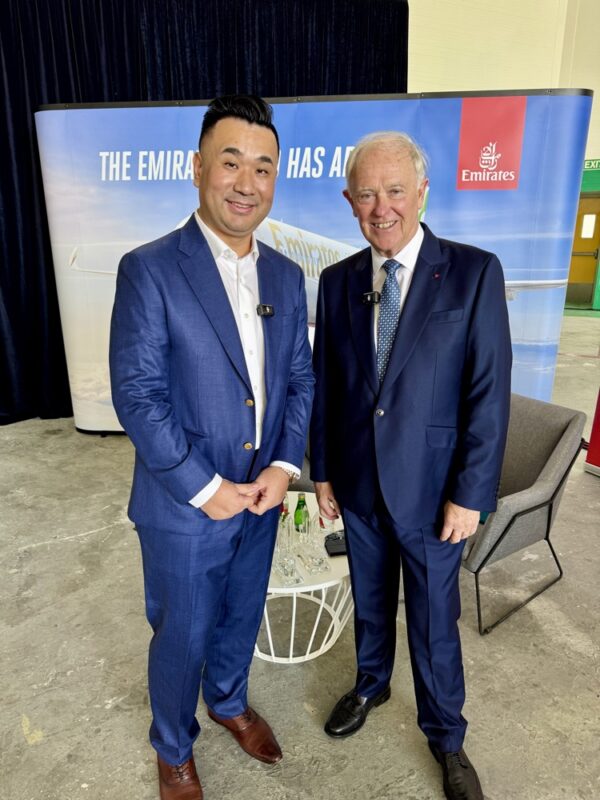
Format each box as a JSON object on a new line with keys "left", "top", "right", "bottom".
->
{"left": 362, "top": 291, "right": 381, "bottom": 305}
{"left": 256, "top": 303, "right": 274, "bottom": 317}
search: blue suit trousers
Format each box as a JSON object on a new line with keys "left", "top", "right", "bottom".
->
{"left": 137, "top": 507, "right": 278, "bottom": 765}
{"left": 343, "top": 498, "right": 467, "bottom": 753}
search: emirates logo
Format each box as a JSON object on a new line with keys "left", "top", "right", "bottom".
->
{"left": 459, "top": 138, "right": 516, "bottom": 186}
{"left": 479, "top": 142, "right": 501, "bottom": 171}
{"left": 456, "top": 96, "right": 526, "bottom": 190}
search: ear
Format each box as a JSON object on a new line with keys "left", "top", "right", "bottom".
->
{"left": 193, "top": 152, "right": 202, "bottom": 187}
{"left": 343, "top": 188, "right": 358, "bottom": 218}
{"left": 417, "top": 178, "right": 429, "bottom": 210}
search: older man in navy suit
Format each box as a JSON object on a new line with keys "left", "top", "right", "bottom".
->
{"left": 310, "top": 132, "right": 512, "bottom": 800}
{"left": 110, "top": 96, "right": 314, "bottom": 800}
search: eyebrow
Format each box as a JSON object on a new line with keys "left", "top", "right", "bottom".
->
{"left": 356, "top": 183, "right": 405, "bottom": 192}
{"left": 222, "top": 146, "right": 274, "bottom": 166}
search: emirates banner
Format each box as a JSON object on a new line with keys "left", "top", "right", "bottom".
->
{"left": 35, "top": 90, "right": 592, "bottom": 431}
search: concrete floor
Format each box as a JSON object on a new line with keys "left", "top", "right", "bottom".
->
{"left": 1, "top": 315, "right": 599, "bottom": 800}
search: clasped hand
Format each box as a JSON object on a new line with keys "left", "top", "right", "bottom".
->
{"left": 200, "top": 466, "right": 289, "bottom": 520}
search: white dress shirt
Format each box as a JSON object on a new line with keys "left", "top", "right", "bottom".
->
{"left": 372, "top": 223, "right": 424, "bottom": 347}
{"left": 189, "top": 213, "right": 299, "bottom": 508}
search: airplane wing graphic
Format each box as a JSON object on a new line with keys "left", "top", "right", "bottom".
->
{"left": 66, "top": 215, "right": 568, "bottom": 325}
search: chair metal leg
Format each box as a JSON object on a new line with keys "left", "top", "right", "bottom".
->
{"left": 474, "top": 540, "right": 563, "bottom": 635}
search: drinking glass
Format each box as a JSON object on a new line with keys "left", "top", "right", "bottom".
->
{"left": 298, "top": 513, "right": 330, "bottom": 574}
{"left": 274, "top": 515, "right": 301, "bottom": 584}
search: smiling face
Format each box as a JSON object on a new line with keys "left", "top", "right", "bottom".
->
{"left": 193, "top": 117, "right": 279, "bottom": 256}
{"left": 344, "top": 143, "right": 428, "bottom": 258}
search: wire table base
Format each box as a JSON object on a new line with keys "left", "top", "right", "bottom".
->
{"left": 254, "top": 568, "right": 354, "bottom": 664}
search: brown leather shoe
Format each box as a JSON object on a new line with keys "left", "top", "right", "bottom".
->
{"left": 207, "top": 706, "right": 282, "bottom": 764}
{"left": 157, "top": 754, "right": 203, "bottom": 800}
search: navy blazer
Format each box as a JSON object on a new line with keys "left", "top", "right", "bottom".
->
{"left": 110, "top": 215, "right": 314, "bottom": 534}
{"left": 310, "top": 224, "right": 512, "bottom": 528}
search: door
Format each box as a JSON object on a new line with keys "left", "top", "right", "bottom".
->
{"left": 567, "top": 195, "right": 600, "bottom": 307}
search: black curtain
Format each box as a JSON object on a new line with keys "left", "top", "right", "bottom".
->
{"left": 0, "top": 0, "right": 408, "bottom": 425}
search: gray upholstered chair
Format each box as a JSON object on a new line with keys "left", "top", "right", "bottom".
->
{"left": 462, "top": 393, "right": 586, "bottom": 634}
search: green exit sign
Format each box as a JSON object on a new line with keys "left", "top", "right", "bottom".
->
{"left": 582, "top": 159, "right": 600, "bottom": 192}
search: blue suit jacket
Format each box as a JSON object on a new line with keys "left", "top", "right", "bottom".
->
{"left": 310, "top": 224, "right": 512, "bottom": 528}
{"left": 110, "top": 215, "right": 314, "bottom": 534}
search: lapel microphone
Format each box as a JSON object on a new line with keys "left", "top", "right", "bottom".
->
{"left": 256, "top": 304, "right": 274, "bottom": 317}
{"left": 362, "top": 291, "right": 381, "bottom": 305}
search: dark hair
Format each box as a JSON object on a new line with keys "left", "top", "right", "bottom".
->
{"left": 199, "top": 95, "right": 279, "bottom": 151}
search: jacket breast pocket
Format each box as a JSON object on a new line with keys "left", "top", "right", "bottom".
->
{"left": 262, "top": 310, "right": 295, "bottom": 334}
{"left": 426, "top": 426, "right": 458, "bottom": 448}
{"left": 277, "top": 310, "right": 296, "bottom": 327}
{"left": 430, "top": 308, "right": 463, "bottom": 323}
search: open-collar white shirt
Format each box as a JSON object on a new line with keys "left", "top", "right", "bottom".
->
{"left": 189, "top": 213, "right": 299, "bottom": 509}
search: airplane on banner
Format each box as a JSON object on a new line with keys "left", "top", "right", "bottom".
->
{"left": 66, "top": 217, "right": 354, "bottom": 326}
{"left": 66, "top": 216, "right": 567, "bottom": 325}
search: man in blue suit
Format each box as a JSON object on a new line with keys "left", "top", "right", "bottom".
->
{"left": 110, "top": 95, "right": 314, "bottom": 800}
{"left": 310, "top": 132, "right": 512, "bottom": 800}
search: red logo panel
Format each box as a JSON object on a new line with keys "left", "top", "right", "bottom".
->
{"left": 457, "top": 96, "right": 527, "bottom": 190}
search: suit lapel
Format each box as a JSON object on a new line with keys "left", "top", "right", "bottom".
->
{"left": 257, "top": 245, "right": 285, "bottom": 399}
{"left": 347, "top": 249, "right": 378, "bottom": 396}
{"left": 382, "top": 225, "right": 449, "bottom": 389}
{"left": 177, "top": 216, "right": 252, "bottom": 392}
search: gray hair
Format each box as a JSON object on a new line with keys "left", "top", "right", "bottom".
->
{"left": 345, "top": 131, "right": 429, "bottom": 187}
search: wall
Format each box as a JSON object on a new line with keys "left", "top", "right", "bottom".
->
{"left": 560, "top": 0, "right": 600, "bottom": 160}
{"left": 408, "top": 0, "right": 599, "bottom": 159}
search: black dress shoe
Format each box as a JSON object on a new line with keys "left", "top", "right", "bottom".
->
{"left": 324, "top": 686, "right": 391, "bottom": 737}
{"left": 429, "top": 743, "right": 484, "bottom": 800}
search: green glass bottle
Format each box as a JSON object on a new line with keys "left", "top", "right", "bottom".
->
{"left": 294, "top": 492, "right": 309, "bottom": 531}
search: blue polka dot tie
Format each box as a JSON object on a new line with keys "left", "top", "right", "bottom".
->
{"left": 376, "top": 259, "right": 402, "bottom": 383}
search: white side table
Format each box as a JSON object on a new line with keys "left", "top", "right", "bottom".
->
{"left": 254, "top": 492, "right": 354, "bottom": 664}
